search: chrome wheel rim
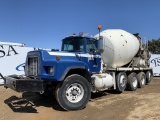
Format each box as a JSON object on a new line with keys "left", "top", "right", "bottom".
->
{"left": 133, "top": 77, "right": 138, "bottom": 88}
{"left": 120, "top": 75, "right": 126, "bottom": 87}
{"left": 141, "top": 76, "right": 145, "bottom": 85}
{"left": 66, "top": 83, "right": 84, "bottom": 103}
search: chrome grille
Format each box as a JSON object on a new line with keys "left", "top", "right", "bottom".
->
{"left": 28, "top": 56, "right": 38, "bottom": 76}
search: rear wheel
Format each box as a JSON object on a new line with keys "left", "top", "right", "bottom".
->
{"left": 116, "top": 72, "right": 127, "bottom": 92}
{"left": 55, "top": 74, "right": 91, "bottom": 111}
{"left": 146, "top": 71, "right": 153, "bottom": 84}
{"left": 127, "top": 72, "right": 138, "bottom": 91}
{"left": 137, "top": 72, "right": 146, "bottom": 88}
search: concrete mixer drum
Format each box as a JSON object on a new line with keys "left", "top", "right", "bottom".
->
{"left": 95, "top": 29, "right": 140, "bottom": 68}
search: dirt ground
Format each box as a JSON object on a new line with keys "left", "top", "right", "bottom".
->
{"left": 0, "top": 77, "right": 160, "bottom": 120}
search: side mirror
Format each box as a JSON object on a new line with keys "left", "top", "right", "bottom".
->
{"left": 97, "top": 36, "right": 104, "bottom": 53}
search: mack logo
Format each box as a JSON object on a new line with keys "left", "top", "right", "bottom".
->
{"left": 0, "top": 45, "right": 18, "bottom": 57}
{"left": 150, "top": 57, "right": 160, "bottom": 67}
{"left": 16, "top": 63, "right": 25, "bottom": 71}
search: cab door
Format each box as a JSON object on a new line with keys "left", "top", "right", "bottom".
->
{"left": 86, "top": 39, "right": 101, "bottom": 73}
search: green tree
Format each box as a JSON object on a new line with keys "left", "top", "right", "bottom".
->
{"left": 148, "top": 38, "right": 160, "bottom": 54}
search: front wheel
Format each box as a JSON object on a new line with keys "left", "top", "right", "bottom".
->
{"left": 55, "top": 74, "right": 91, "bottom": 111}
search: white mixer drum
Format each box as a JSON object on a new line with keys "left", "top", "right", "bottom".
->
{"left": 95, "top": 29, "right": 140, "bottom": 68}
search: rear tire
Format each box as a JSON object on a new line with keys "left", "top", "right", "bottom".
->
{"left": 55, "top": 74, "right": 91, "bottom": 111}
{"left": 116, "top": 72, "right": 127, "bottom": 92}
{"left": 146, "top": 71, "right": 153, "bottom": 84}
{"left": 137, "top": 72, "right": 146, "bottom": 88}
{"left": 127, "top": 73, "right": 138, "bottom": 91}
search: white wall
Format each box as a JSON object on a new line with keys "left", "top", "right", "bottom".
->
{"left": 150, "top": 54, "right": 160, "bottom": 76}
{"left": 0, "top": 43, "right": 34, "bottom": 84}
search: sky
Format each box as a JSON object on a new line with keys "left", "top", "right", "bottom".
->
{"left": 0, "top": 0, "right": 160, "bottom": 49}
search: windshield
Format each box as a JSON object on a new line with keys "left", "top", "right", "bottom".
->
{"left": 61, "top": 37, "right": 84, "bottom": 52}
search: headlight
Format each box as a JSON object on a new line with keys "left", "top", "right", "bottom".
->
{"left": 48, "top": 66, "right": 55, "bottom": 75}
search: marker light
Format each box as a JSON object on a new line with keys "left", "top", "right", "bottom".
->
{"left": 72, "top": 33, "right": 76, "bottom": 36}
{"left": 98, "top": 25, "right": 102, "bottom": 30}
{"left": 56, "top": 56, "right": 60, "bottom": 61}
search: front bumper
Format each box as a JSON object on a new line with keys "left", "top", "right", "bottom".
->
{"left": 4, "top": 76, "right": 44, "bottom": 92}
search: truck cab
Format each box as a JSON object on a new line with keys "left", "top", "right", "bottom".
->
{"left": 25, "top": 35, "right": 101, "bottom": 82}
{"left": 61, "top": 35, "right": 101, "bottom": 73}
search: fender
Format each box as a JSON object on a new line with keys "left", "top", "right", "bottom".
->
{"left": 60, "top": 66, "right": 86, "bottom": 80}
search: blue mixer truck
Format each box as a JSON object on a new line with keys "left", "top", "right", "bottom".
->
{"left": 4, "top": 26, "right": 153, "bottom": 110}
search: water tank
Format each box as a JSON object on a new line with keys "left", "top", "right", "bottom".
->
{"left": 94, "top": 29, "right": 140, "bottom": 68}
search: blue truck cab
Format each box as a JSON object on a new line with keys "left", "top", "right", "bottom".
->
{"left": 26, "top": 35, "right": 101, "bottom": 81}
{"left": 4, "top": 34, "right": 102, "bottom": 110}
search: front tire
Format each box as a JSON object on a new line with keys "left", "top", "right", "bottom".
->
{"left": 55, "top": 74, "right": 91, "bottom": 111}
